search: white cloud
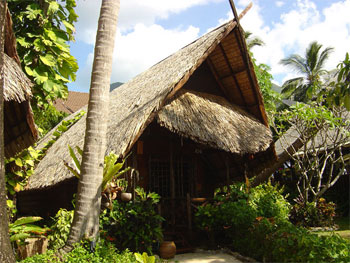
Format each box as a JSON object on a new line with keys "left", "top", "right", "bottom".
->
{"left": 232, "top": 0, "right": 350, "bottom": 85}
{"left": 275, "top": 1, "right": 285, "bottom": 7}
{"left": 74, "top": 0, "right": 224, "bottom": 44}
{"left": 73, "top": 24, "right": 199, "bottom": 90}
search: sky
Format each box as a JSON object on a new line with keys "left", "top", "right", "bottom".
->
{"left": 67, "top": 0, "right": 350, "bottom": 93}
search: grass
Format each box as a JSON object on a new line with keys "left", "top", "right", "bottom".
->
{"left": 316, "top": 217, "right": 350, "bottom": 240}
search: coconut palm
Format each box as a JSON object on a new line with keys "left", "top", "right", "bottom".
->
{"left": 280, "top": 41, "right": 334, "bottom": 103}
{"left": 244, "top": 31, "right": 264, "bottom": 50}
{"left": 62, "top": 0, "right": 120, "bottom": 252}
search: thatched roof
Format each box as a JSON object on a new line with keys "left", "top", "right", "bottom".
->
{"left": 3, "top": 4, "right": 37, "bottom": 158}
{"left": 157, "top": 89, "right": 271, "bottom": 154}
{"left": 26, "top": 8, "right": 273, "bottom": 191}
{"left": 275, "top": 111, "right": 350, "bottom": 156}
{"left": 3, "top": 53, "right": 33, "bottom": 102}
{"left": 53, "top": 91, "right": 89, "bottom": 114}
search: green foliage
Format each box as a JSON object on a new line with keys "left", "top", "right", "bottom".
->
{"left": 195, "top": 182, "right": 290, "bottom": 245}
{"left": 19, "top": 240, "right": 143, "bottom": 263}
{"left": 65, "top": 147, "right": 130, "bottom": 191}
{"left": 324, "top": 52, "right": 350, "bottom": 110}
{"left": 253, "top": 59, "right": 282, "bottom": 115}
{"left": 249, "top": 183, "right": 291, "bottom": 222}
{"left": 9, "top": 216, "right": 48, "bottom": 243}
{"left": 47, "top": 208, "right": 74, "bottom": 249}
{"left": 5, "top": 111, "right": 85, "bottom": 196}
{"left": 290, "top": 198, "right": 336, "bottom": 227}
{"left": 33, "top": 104, "right": 68, "bottom": 137}
{"left": 134, "top": 252, "right": 156, "bottom": 263}
{"left": 8, "top": 0, "right": 78, "bottom": 108}
{"left": 100, "top": 187, "right": 164, "bottom": 254}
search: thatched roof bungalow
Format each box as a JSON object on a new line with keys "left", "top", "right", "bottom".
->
{"left": 18, "top": 7, "right": 275, "bottom": 232}
{"left": 3, "top": 6, "right": 37, "bottom": 158}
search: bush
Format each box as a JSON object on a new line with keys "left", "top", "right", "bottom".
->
{"left": 48, "top": 208, "right": 74, "bottom": 249}
{"left": 249, "top": 183, "right": 291, "bottom": 222}
{"left": 100, "top": 187, "right": 164, "bottom": 254}
{"left": 290, "top": 198, "right": 336, "bottom": 227}
{"left": 19, "top": 240, "right": 140, "bottom": 263}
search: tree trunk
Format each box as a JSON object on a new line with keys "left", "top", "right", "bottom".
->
{"left": 63, "top": 0, "right": 119, "bottom": 252}
{"left": 0, "top": 1, "right": 16, "bottom": 262}
{"left": 251, "top": 136, "right": 306, "bottom": 187}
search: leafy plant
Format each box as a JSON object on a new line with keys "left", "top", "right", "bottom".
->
{"left": 64, "top": 146, "right": 130, "bottom": 208}
{"left": 8, "top": 0, "right": 78, "bottom": 108}
{"left": 290, "top": 197, "right": 336, "bottom": 227}
{"left": 100, "top": 188, "right": 164, "bottom": 254}
{"left": 47, "top": 208, "right": 74, "bottom": 249}
{"left": 134, "top": 252, "right": 156, "bottom": 263}
{"left": 19, "top": 240, "right": 142, "bottom": 263}
{"left": 9, "top": 216, "right": 48, "bottom": 243}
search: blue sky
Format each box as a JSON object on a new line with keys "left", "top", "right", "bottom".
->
{"left": 68, "top": 0, "right": 350, "bottom": 92}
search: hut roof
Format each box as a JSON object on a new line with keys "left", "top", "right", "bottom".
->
{"left": 157, "top": 89, "right": 272, "bottom": 154}
{"left": 26, "top": 7, "right": 273, "bottom": 190}
{"left": 275, "top": 111, "right": 350, "bottom": 156}
{"left": 3, "top": 53, "right": 33, "bottom": 102}
{"left": 3, "top": 4, "right": 37, "bottom": 158}
{"left": 53, "top": 91, "right": 89, "bottom": 114}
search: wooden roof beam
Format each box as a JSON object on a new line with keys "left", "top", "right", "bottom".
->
{"left": 206, "top": 58, "right": 233, "bottom": 103}
{"left": 218, "top": 43, "right": 247, "bottom": 107}
{"left": 219, "top": 66, "right": 246, "bottom": 80}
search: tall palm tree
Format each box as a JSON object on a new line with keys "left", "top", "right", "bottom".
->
{"left": 0, "top": 1, "right": 16, "bottom": 262}
{"left": 62, "top": 0, "right": 120, "bottom": 252}
{"left": 280, "top": 41, "right": 334, "bottom": 103}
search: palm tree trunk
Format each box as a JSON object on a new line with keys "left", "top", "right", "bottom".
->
{"left": 0, "top": 1, "right": 16, "bottom": 262}
{"left": 63, "top": 0, "right": 119, "bottom": 252}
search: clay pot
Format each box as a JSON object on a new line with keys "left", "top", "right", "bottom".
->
{"left": 159, "top": 241, "right": 176, "bottom": 259}
{"left": 121, "top": 192, "right": 132, "bottom": 202}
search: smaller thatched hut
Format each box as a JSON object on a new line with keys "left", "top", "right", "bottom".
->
{"left": 3, "top": 5, "right": 37, "bottom": 158}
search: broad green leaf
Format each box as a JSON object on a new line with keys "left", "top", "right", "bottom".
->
{"left": 68, "top": 145, "right": 81, "bottom": 171}
{"left": 63, "top": 20, "right": 75, "bottom": 33}
{"left": 10, "top": 233, "right": 30, "bottom": 242}
{"left": 25, "top": 66, "right": 34, "bottom": 76}
{"left": 344, "top": 95, "right": 350, "bottom": 110}
{"left": 33, "top": 38, "right": 45, "bottom": 52}
{"left": 40, "top": 54, "right": 56, "bottom": 67}
{"left": 47, "top": 1, "right": 60, "bottom": 15}
{"left": 17, "top": 37, "right": 31, "bottom": 48}
{"left": 15, "top": 158, "right": 23, "bottom": 167}
{"left": 10, "top": 217, "right": 43, "bottom": 228}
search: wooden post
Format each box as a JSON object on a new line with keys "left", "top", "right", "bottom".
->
{"left": 226, "top": 158, "right": 230, "bottom": 189}
{"left": 187, "top": 193, "right": 192, "bottom": 240}
{"left": 169, "top": 139, "right": 176, "bottom": 229}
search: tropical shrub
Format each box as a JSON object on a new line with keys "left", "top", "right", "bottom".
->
{"left": 19, "top": 240, "right": 144, "bottom": 263}
{"left": 9, "top": 216, "right": 48, "bottom": 243}
{"left": 47, "top": 208, "right": 74, "bottom": 249}
{"left": 195, "top": 182, "right": 290, "bottom": 246}
{"left": 249, "top": 182, "right": 291, "bottom": 222}
{"left": 100, "top": 187, "right": 164, "bottom": 254}
{"left": 290, "top": 197, "right": 336, "bottom": 227}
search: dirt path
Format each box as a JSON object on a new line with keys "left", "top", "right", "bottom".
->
{"left": 166, "top": 251, "right": 243, "bottom": 263}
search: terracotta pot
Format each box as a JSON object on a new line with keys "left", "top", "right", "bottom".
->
{"left": 121, "top": 192, "right": 132, "bottom": 202}
{"left": 159, "top": 241, "right": 176, "bottom": 259}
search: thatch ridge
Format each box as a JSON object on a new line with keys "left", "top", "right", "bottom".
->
{"left": 157, "top": 89, "right": 272, "bottom": 154}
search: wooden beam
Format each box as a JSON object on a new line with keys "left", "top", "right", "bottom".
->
{"left": 206, "top": 58, "right": 232, "bottom": 102}
{"left": 219, "top": 66, "right": 246, "bottom": 80}
{"left": 219, "top": 43, "right": 247, "bottom": 107}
